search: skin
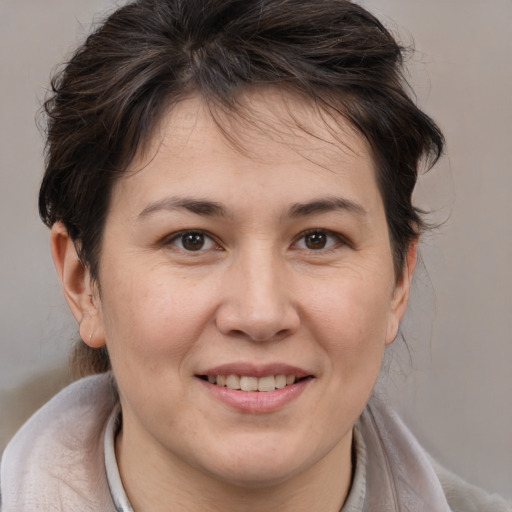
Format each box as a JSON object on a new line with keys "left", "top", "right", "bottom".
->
{"left": 51, "top": 90, "right": 416, "bottom": 512}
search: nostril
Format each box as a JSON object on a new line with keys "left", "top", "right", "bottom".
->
{"left": 215, "top": 297, "right": 300, "bottom": 342}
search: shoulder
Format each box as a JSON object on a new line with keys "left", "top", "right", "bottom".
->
{"left": 359, "top": 395, "right": 511, "bottom": 512}
{"left": 431, "top": 458, "right": 512, "bottom": 512}
{"left": 0, "top": 373, "right": 118, "bottom": 512}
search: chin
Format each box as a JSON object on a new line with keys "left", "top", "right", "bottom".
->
{"left": 211, "top": 460, "right": 305, "bottom": 490}
{"left": 196, "top": 434, "right": 326, "bottom": 489}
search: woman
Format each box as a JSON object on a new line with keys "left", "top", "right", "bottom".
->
{"left": 1, "top": 0, "right": 510, "bottom": 510}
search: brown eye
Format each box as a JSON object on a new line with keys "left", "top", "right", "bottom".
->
{"left": 167, "top": 230, "right": 217, "bottom": 252}
{"left": 294, "top": 229, "right": 342, "bottom": 251}
{"left": 304, "top": 231, "right": 328, "bottom": 250}
{"left": 181, "top": 232, "right": 205, "bottom": 251}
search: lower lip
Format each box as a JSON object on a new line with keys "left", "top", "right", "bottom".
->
{"left": 198, "top": 378, "right": 312, "bottom": 413}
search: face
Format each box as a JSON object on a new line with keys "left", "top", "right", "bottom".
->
{"left": 70, "top": 92, "right": 413, "bottom": 489}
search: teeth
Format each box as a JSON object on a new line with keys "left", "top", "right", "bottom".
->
{"left": 226, "top": 375, "right": 240, "bottom": 390}
{"left": 208, "top": 374, "right": 299, "bottom": 392}
{"left": 258, "top": 375, "right": 275, "bottom": 392}
{"left": 275, "top": 375, "right": 287, "bottom": 389}
{"left": 240, "top": 376, "right": 258, "bottom": 391}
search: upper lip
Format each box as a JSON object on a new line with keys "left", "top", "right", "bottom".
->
{"left": 197, "top": 362, "right": 312, "bottom": 379}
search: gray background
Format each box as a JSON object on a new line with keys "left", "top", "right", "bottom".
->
{"left": 1, "top": 0, "right": 511, "bottom": 499}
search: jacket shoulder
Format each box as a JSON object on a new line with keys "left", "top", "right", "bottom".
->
{"left": 0, "top": 373, "right": 118, "bottom": 512}
{"left": 431, "top": 458, "right": 511, "bottom": 512}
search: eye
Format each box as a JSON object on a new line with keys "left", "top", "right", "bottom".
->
{"left": 166, "top": 230, "right": 218, "bottom": 251}
{"left": 293, "top": 229, "right": 342, "bottom": 251}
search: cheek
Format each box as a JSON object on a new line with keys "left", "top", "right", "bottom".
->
{"left": 311, "top": 268, "right": 393, "bottom": 335}
{"left": 99, "top": 265, "right": 216, "bottom": 373}
{"left": 294, "top": 273, "right": 394, "bottom": 449}
{"left": 305, "top": 270, "right": 394, "bottom": 374}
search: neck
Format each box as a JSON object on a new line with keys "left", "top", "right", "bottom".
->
{"left": 116, "top": 421, "right": 353, "bottom": 512}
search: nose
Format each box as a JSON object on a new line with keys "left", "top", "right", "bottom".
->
{"left": 215, "top": 248, "right": 300, "bottom": 342}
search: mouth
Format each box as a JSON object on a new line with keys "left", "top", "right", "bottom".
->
{"left": 198, "top": 374, "right": 311, "bottom": 392}
{"left": 196, "top": 365, "right": 313, "bottom": 412}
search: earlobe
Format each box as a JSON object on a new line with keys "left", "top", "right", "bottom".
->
{"left": 50, "top": 222, "right": 106, "bottom": 348}
{"left": 385, "top": 240, "right": 418, "bottom": 345}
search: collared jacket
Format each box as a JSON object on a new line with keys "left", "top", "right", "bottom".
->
{"left": 1, "top": 373, "right": 510, "bottom": 511}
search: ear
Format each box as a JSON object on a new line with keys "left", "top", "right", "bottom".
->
{"left": 50, "top": 222, "right": 106, "bottom": 348}
{"left": 385, "top": 239, "right": 418, "bottom": 345}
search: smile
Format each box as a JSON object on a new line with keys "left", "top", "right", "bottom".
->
{"left": 198, "top": 373, "right": 312, "bottom": 413}
{"left": 201, "top": 374, "right": 299, "bottom": 392}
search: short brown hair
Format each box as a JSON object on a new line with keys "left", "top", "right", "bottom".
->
{"left": 39, "top": 0, "right": 444, "bottom": 377}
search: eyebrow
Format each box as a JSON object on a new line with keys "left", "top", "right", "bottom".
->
{"left": 287, "top": 197, "right": 366, "bottom": 218}
{"left": 137, "top": 195, "right": 366, "bottom": 220}
{"left": 138, "top": 197, "right": 229, "bottom": 219}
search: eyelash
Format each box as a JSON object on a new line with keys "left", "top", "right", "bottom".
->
{"left": 292, "top": 228, "right": 348, "bottom": 252}
{"left": 162, "top": 230, "right": 219, "bottom": 252}
{"left": 161, "top": 228, "right": 349, "bottom": 253}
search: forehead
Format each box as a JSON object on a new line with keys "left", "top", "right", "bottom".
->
{"left": 113, "top": 90, "right": 381, "bottom": 216}
{"left": 131, "top": 88, "right": 374, "bottom": 168}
